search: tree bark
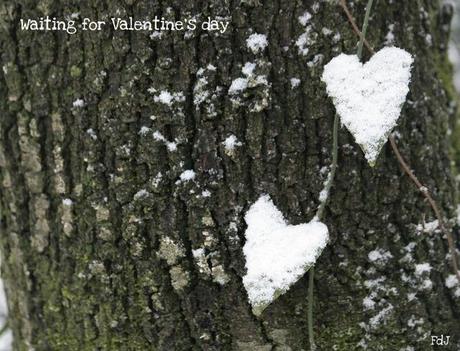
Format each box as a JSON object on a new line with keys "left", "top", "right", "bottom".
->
{"left": 0, "top": 0, "right": 459, "bottom": 350}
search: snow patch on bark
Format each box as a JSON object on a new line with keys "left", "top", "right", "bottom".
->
{"left": 242, "top": 195, "right": 328, "bottom": 315}
{"left": 322, "top": 47, "right": 413, "bottom": 165}
{"left": 246, "top": 33, "right": 268, "bottom": 54}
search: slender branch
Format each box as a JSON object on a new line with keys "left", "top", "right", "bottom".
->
{"left": 389, "top": 135, "right": 460, "bottom": 282}
{"left": 309, "top": 114, "right": 339, "bottom": 351}
{"left": 308, "top": 268, "right": 316, "bottom": 351}
{"left": 0, "top": 321, "right": 9, "bottom": 337}
{"left": 357, "top": 0, "right": 374, "bottom": 60}
{"left": 316, "top": 114, "right": 339, "bottom": 220}
{"left": 338, "top": 0, "right": 375, "bottom": 55}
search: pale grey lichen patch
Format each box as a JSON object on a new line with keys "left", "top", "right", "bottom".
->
{"left": 228, "top": 61, "right": 271, "bottom": 112}
{"left": 151, "top": 291, "right": 165, "bottom": 312}
{"left": 169, "top": 265, "right": 189, "bottom": 291}
{"left": 98, "top": 227, "right": 113, "bottom": 241}
{"left": 88, "top": 260, "right": 110, "bottom": 285}
{"left": 236, "top": 341, "right": 272, "bottom": 351}
{"left": 50, "top": 113, "right": 66, "bottom": 194}
{"left": 268, "top": 329, "right": 292, "bottom": 351}
{"left": 31, "top": 195, "right": 50, "bottom": 252}
{"left": 158, "top": 237, "right": 186, "bottom": 266}
{"left": 201, "top": 214, "right": 215, "bottom": 227}
{"left": 2, "top": 61, "right": 22, "bottom": 100}
{"left": 192, "top": 246, "right": 230, "bottom": 285}
{"left": 202, "top": 230, "right": 218, "bottom": 248}
{"left": 295, "top": 10, "right": 317, "bottom": 56}
{"left": 95, "top": 205, "right": 110, "bottom": 222}
{"left": 17, "top": 114, "right": 44, "bottom": 193}
{"left": 130, "top": 241, "right": 144, "bottom": 257}
{"left": 8, "top": 233, "right": 33, "bottom": 347}
{"left": 211, "top": 265, "right": 230, "bottom": 285}
{"left": 88, "top": 260, "right": 105, "bottom": 275}
{"left": 1, "top": 169, "right": 12, "bottom": 189}
{"left": 192, "top": 248, "right": 211, "bottom": 276}
{"left": 61, "top": 199, "right": 73, "bottom": 236}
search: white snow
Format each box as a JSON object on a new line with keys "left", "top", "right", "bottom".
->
{"left": 298, "top": 11, "right": 312, "bottom": 26}
{"left": 166, "top": 143, "right": 177, "bottom": 152}
{"left": 363, "top": 296, "right": 376, "bottom": 310}
{"left": 407, "top": 292, "right": 417, "bottom": 302}
{"left": 152, "top": 172, "right": 162, "bottom": 188}
{"left": 242, "top": 62, "right": 256, "bottom": 77}
{"left": 385, "top": 24, "right": 395, "bottom": 45}
{"left": 152, "top": 131, "right": 164, "bottom": 141}
{"left": 295, "top": 31, "right": 312, "bottom": 56}
{"left": 290, "top": 78, "right": 301, "bottom": 88}
{"left": 149, "top": 31, "right": 162, "bottom": 39}
{"left": 322, "top": 47, "right": 413, "bottom": 165}
{"left": 62, "top": 198, "right": 73, "bottom": 206}
{"left": 414, "top": 263, "right": 432, "bottom": 276}
{"left": 228, "top": 62, "right": 270, "bottom": 111}
{"left": 242, "top": 195, "right": 329, "bottom": 315}
{"left": 86, "top": 129, "right": 97, "bottom": 141}
{"left": 228, "top": 78, "right": 248, "bottom": 95}
{"left": 419, "top": 219, "right": 439, "bottom": 233}
{"left": 322, "top": 28, "right": 333, "bottom": 36}
{"left": 369, "top": 304, "right": 394, "bottom": 327}
{"left": 246, "top": 33, "right": 268, "bottom": 54}
{"left": 445, "top": 274, "right": 459, "bottom": 289}
{"left": 153, "top": 90, "right": 185, "bottom": 106}
{"left": 368, "top": 249, "right": 393, "bottom": 263}
{"left": 178, "top": 170, "right": 196, "bottom": 182}
{"left": 420, "top": 279, "right": 433, "bottom": 290}
{"left": 133, "top": 189, "right": 149, "bottom": 200}
{"left": 139, "top": 126, "right": 151, "bottom": 136}
{"left": 72, "top": 98, "right": 85, "bottom": 108}
{"left": 223, "top": 135, "right": 242, "bottom": 151}
{"left": 201, "top": 190, "right": 211, "bottom": 198}
{"left": 152, "top": 131, "right": 177, "bottom": 152}
{"left": 317, "top": 171, "right": 333, "bottom": 204}
{"left": 154, "top": 91, "right": 174, "bottom": 105}
{"left": 192, "top": 248, "right": 205, "bottom": 258}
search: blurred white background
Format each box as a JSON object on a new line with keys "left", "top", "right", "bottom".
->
{"left": 449, "top": 0, "right": 460, "bottom": 91}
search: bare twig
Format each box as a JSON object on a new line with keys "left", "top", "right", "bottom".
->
{"left": 0, "top": 321, "right": 9, "bottom": 337}
{"left": 307, "top": 268, "right": 316, "bottom": 351}
{"left": 338, "top": 0, "right": 375, "bottom": 55}
{"left": 357, "top": 0, "right": 374, "bottom": 60}
{"left": 389, "top": 135, "right": 460, "bottom": 282}
{"left": 316, "top": 114, "right": 340, "bottom": 220}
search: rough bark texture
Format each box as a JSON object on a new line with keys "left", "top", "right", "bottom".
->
{"left": 0, "top": 0, "right": 459, "bottom": 350}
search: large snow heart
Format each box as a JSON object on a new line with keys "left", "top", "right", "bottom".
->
{"left": 242, "top": 195, "right": 328, "bottom": 316}
{"left": 322, "top": 47, "right": 413, "bottom": 166}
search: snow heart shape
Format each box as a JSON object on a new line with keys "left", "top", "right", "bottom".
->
{"left": 322, "top": 47, "right": 413, "bottom": 166}
{"left": 242, "top": 195, "right": 329, "bottom": 316}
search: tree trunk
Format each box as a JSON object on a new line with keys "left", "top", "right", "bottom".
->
{"left": 0, "top": 0, "right": 459, "bottom": 350}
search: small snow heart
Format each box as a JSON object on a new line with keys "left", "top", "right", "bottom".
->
{"left": 242, "top": 195, "right": 329, "bottom": 316}
{"left": 322, "top": 47, "right": 414, "bottom": 166}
